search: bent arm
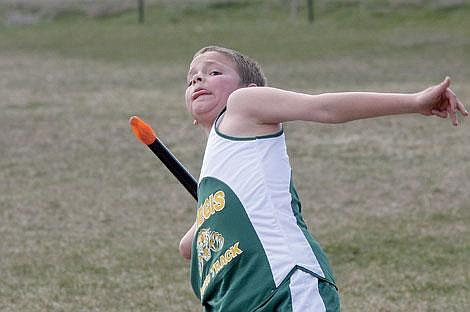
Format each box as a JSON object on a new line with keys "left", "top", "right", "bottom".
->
{"left": 179, "top": 222, "right": 196, "bottom": 260}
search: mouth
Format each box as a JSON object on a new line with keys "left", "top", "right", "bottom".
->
{"left": 192, "top": 89, "right": 211, "bottom": 101}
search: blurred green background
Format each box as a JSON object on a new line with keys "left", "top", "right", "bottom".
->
{"left": 1, "top": 1, "right": 469, "bottom": 311}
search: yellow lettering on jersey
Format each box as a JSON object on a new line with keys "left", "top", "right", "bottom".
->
{"left": 219, "top": 254, "right": 227, "bottom": 267}
{"left": 201, "top": 242, "right": 243, "bottom": 296}
{"left": 229, "top": 242, "right": 242, "bottom": 256}
{"left": 202, "top": 196, "right": 212, "bottom": 219}
{"left": 213, "top": 191, "right": 225, "bottom": 211}
{"left": 196, "top": 191, "right": 226, "bottom": 228}
{"left": 209, "top": 242, "right": 243, "bottom": 277}
{"left": 212, "top": 259, "right": 221, "bottom": 276}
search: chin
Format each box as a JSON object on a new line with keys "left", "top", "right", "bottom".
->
{"left": 193, "top": 102, "right": 218, "bottom": 115}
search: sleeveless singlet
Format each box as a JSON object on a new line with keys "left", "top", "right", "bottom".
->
{"left": 190, "top": 114, "right": 336, "bottom": 311}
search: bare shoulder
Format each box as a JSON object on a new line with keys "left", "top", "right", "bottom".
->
{"left": 218, "top": 87, "right": 282, "bottom": 137}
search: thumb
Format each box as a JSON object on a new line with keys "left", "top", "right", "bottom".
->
{"left": 428, "top": 76, "right": 450, "bottom": 98}
{"left": 440, "top": 76, "right": 450, "bottom": 90}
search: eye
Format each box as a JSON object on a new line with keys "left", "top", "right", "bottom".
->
{"left": 210, "top": 71, "right": 221, "bottom": 76}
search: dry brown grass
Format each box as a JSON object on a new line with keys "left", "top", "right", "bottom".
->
{"left": 0, "top": 3, "right": 469, "bottom": 311}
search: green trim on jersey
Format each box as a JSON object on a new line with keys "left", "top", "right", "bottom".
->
{"left": 214, "top": 112, "right": 284, "bottom": 141}
{"left": 319, "top": 280, "right": 341, "bottom": 311}
{"left": 251, "top": 272, "right": 293, "bottom": 312}
{"left": 289, "top": 178, "right": 337, "bottom": 287}
{"left": 215, "top": 125, "right": 284, "bottom": 141}
{"left": 191, "top": 177, "right": 276, "bottom": 311}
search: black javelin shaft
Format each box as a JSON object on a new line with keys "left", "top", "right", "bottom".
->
{"left": 147, "top": 139, "right": 198, "bottom": 201}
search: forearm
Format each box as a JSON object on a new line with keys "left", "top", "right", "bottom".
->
{"left": 313, "top": 92, "right": 419, "bottom": 123}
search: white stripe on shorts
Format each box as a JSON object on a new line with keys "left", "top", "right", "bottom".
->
{"left": 289, "top": 270, "right": 326, "bottom": 312}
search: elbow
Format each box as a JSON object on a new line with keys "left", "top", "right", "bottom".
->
{"left": 322, "top": 105, "right": 354, "bottom": 124}
{"left": 179, "top": 238, "right": 192, "bottom": 260}
{"left": 318, "top": 110, "right": 347, "bottom": 124}
{"left": 311, "top": 100, "right": 347, "bottom": 124}
{"left": 179, "top": 223, "right": 196, "bottom": 260}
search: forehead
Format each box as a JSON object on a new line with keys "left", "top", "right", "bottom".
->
{"left": 188, "top": 51, "right": 236, "bottom": 76}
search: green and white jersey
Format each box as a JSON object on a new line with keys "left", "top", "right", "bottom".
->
{"left": 191, "top": 115, "right": 336, "bottom": 311}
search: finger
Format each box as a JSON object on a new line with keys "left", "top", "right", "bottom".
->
{"left": 432, "top": 109, "right": 448, "bottom": 118}
{"left": 448, "top": 88, "right": 469, "bottom": 116}
{"left": 446, "top": 89, "right": 458, "bottom": 126}
{"left": 457, "top": 99, "right": 469, "bottom": 116}
{"left": 448, "top": 109, "right": 458, "bottom": 126}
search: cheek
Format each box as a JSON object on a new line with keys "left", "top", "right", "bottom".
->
{"left": 217, "top": 79, "right": 240, "bottom": 97}
{"left": 225, "top": 85, "right": 241, "bottom": 99}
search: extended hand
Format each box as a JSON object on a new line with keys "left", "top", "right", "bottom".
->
{"left": 416, "top": 77, "right": 468, "bottom": 126}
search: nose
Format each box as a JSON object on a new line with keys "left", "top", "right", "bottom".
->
{"left": 191, "top": 74, "right": 203, "bottom": 86}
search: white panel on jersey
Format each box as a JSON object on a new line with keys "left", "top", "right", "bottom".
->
{"left": 199, "top": 119, "right": 325, "bottom": 287}
{"left": 289, "top": 270, "right": 326, "bottom": 312}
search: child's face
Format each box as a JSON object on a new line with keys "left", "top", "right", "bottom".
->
{"left": 185, "top": 51, "right": 241, "bottom": 125}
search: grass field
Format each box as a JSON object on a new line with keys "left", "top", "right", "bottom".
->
{"left": 0, "top": 1, "right": 469, "bottom": 311}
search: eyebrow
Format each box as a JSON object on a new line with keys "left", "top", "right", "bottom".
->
{"left": 187, "top": 61, "right": 222, "bottom": 80}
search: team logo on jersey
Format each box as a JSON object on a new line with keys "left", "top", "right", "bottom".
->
{"left": 196, "top": 228, "right": 224, "bottom": 276}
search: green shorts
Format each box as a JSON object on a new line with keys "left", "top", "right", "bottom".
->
{"left": 251, "top": 267, "right": 340, "bottom": 312}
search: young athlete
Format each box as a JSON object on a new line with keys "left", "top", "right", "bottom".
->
{"left": 178, "top": 46, "right": 467, "bottom": 312}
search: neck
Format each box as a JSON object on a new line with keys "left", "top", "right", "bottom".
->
{"left": 197, "top": 106, "right": 226, "bottom": 136}
{"left": 202, "top": 124, "right": 211, "bottom": 136}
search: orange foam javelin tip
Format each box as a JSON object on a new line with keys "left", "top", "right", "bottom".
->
{"left": 129, "top": 116, "right": 157, "bottom": 145}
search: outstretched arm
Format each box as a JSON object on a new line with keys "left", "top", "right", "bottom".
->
{"left": 225, "top": 77, "right": 467, "bottom": 127}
